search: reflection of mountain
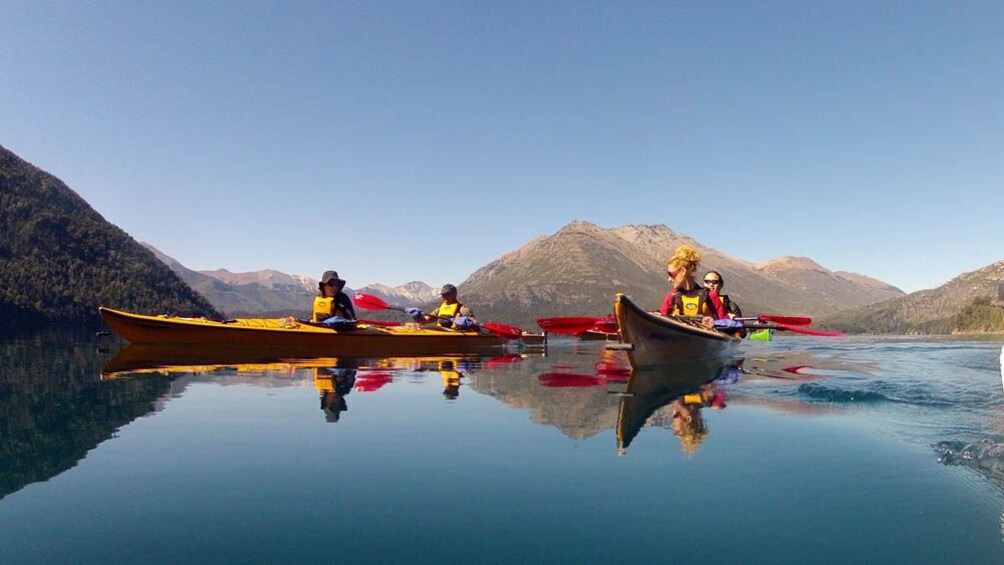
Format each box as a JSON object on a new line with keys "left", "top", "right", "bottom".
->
{"left": 0, "top": 331, "right": 171, "bottom": 500}
{"left": 3, "top": 334, "right": 390, "bottom": 500}
{"left": 468, "top": 359, "right": 729, "bottom": 447}
{"left": 468, "top": 372, "right": 622, "bottom": 440}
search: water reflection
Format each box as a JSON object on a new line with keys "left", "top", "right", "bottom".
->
{"left": 104, "top": 347, "right": 531, "bottom": 421}
{"left": 316, "top": 367, "right": 356, "bottom": 423}
{"left": 4, "top": 334, "right": 843, "bottom": 500}
{"left": 0, "top": 331, "right": 171, "bottom": 501}
{"left": 616, "top": 361, "right": 731, "bottom": 456}
{"left": 7, "top": 332, "right": 1004, "bottom": 560}
{"left": 312, "top": 357, "right": 484, "bottom": 422}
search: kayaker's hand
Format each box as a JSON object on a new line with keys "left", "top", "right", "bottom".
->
{"left": 701, "top": 316, "right": 715, "bottom": 329}
{"left": 405, "top": 307, "right": 424, "bottom": 321}
{"left": 452, "top": 316, "right": 476, "bottom": 330}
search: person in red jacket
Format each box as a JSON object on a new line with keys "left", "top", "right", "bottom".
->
{"left": 702, "top": 270, "right": 742, "bottom": 319}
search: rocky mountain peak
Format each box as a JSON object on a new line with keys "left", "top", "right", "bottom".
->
{"left": 458, "top": 222, "right": 904, "bottom": 326}
{"left": 755, "top": 256, "right": 827, "bottom": 272}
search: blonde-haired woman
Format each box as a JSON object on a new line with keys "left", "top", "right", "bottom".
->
{"left": 658, "top": 245, "right": 723, "bottom": 324}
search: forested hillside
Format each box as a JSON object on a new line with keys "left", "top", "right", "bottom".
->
{"left": 0, "top": 145, "right": 219, "bottom": 327}
{"left": 821, "top": 262, "right": 1004, "bottom": 334}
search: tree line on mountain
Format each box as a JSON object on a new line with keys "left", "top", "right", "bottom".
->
{"left": 916, "top": 297, "right": 1004, "bottom": 334}
{"left": 0, "top": 145, "right": 219, "bottom": 327}
{"left": 824, "top": 296, "right": 1004, "bottom": 335}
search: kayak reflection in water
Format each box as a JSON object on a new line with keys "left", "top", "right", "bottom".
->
{"left": 316, "top": 367, "right": 357, "bottom": 423}
{"left": 617, "top": 361, "right": 733, "bottom": 456}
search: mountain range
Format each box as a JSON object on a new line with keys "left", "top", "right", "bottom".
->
{"left": 5, "top": 142, "right": 998, "bottom": 334}
{"left": 143, "top": 243, "right": 439, "bottom": 317}
{"left": 821, "top": 260, "right": 1004, "bottom": 334}
{"left": 456, "top": 221, "right": 904, "bottom": 327}
{"left": 147, "top": 222, "right": 905, "bottom": 326}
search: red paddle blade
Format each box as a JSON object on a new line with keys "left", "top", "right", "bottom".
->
{"left": 482, "top": 322, "right": 524, "bottom": 340}
{"left": 537, "top": 316, "right": 602, "bottom": 334}
{"left": 358, "top": 318, "right": 400, "bottom": 327}
{"left": 592, "top": 315, "right": 618, "bottom": 334}
{"left": 595, "top": 361, "right": 630, "bottom": 378}
{"left": 759, "top": 315, "right": 812, "bottom": 326}
{"left": 538, "top": 373, "right": 605, "bottom": 388}
{"left": 353, "top": 292, "right": 391, "bottom": 311}
{"left": 354, "top": 372, "right": 393, "bottom": 392}
{"left": 484, "top": 354, "right": 523, "bottom": 369}
{"left": 774, "top": 322, "right": 845, "bottom": 337}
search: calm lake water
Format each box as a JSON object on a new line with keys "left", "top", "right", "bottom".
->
{"left": 2, "top": 330, "right": 1004, "bottom": 563}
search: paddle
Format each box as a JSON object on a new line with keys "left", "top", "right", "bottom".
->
{"left": 537, "top": 313, "right": 813, "bottom": 335}
{"left": 537, "top": 317, "right": 604, "bottom": 335}
{"left": 593, "top": 315, "right": 618, "bottom": 334}
{"left": 737, "top": 315, "right": 812, "bottom": 325}
{"left": 753, "top": 322, "right": 844, "bottom": 337}
{"left": 710, "top": 318, "right": 844, "bottom": 337}
{"left": 302, "top": 317, "right": 398, "bottom": 328}
{"left": 353, "top": 292, "right": 523, "bottom": 339}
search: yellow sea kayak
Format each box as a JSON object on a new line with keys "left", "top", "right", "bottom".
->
{"left": 98, "top": 307, "right": 508, "bottom": 356}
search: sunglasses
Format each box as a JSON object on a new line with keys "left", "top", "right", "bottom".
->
{"left": 704, "top": 279, "right": 722, "bottom": 285}
{"left": 667, "top": 270, "right": 679, "bottom": 278}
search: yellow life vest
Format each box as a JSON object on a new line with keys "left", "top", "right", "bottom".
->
{"left": 436, "top": 301, "right": 462, "bottom": 327}
{"left": 670, "top": 290, "right": 717, "bottom": 318}
{"left": 313, "top": 296, "right": 349, "bottom": 322}
{"left": 672, "top": 292, "right": 707, "bottom": 317}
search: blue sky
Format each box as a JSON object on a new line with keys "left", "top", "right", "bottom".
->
{"left": 3, "top": 1, "right": 1002, "bottom": 293}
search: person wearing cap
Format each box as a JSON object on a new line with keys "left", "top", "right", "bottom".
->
{"left": 312, "top": 270, "right": 356, "bottom": 323}
{"left": 407, "top": 284, "right": 476, "bottom": 329}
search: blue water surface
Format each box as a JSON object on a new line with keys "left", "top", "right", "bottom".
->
{"left": 1, "top": 333, "right": 1004, "bottom": 563}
